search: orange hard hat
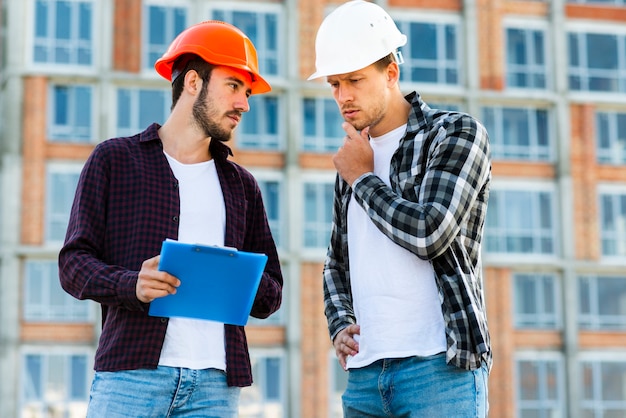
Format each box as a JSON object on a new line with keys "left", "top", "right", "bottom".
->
{"left": 155, "top": 20, "right": 271, "bottom": 95}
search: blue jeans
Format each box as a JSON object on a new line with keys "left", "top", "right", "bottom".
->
{"left": 342, "top": 353, "right": 489, "bottom": 418}
{"left": 86, "top": 366, "right": 240, "bottom": 418}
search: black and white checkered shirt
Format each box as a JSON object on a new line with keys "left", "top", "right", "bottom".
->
{"left": 323, "top": 92, "right": 492, "bottom": 372}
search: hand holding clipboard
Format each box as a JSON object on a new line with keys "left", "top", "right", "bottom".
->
{"left": 148, "top": 240, "right": 268, "bottom": 326}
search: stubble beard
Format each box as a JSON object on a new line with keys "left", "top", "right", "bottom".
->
{"left": 192, "top": 83, "right": 233, "bottom": 143}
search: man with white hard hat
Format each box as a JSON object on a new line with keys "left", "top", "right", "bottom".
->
{"left": 312, "top": 1, "right": 492, "bottom": 416}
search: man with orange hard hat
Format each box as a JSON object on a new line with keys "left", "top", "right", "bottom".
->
{"left": 59, "top": 21, "right": 282, "bottom": 417}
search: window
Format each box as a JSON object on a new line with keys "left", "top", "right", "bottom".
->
{"left": 117, "top": 87, "right": 170, "bottom": 137}
{"left": 514, "top": 273, "right": 561, "bottom": 329}
{"left": 426, "top": 101, "right": 462, "bottom": 112}
{"left": 303, "top": 180, "right": 334, "bottom": 249}
{"left": 144, "top": 4, "right": 187, "bottom": 70}
{"left": 599, "top": 189, "right": 626, "bottom": 257}
{"left": 239, "top": 351, "right": 286, "bottom": 417}
{"left": 24, "top": 259, "right": 91, "bottom": 322}
{"left": 247, "top": 303, "right": 284, "bottom": 327}
{"left": 581, "top": 358, "right": 626, "bottom": 417}
{"left": 396, "top": 19, "right": 460, "bottom": 85}
{"left": 506, "top": 27, "right": 547, "bottom": 89}
{"left": 48, "top": 84, "right": 93, "bottom": 142}
{"left": 45, "top": 164, "right": 82, "bottom": 243}
{"left": 258, "top": 178, "right": 283, "bottom": 249}
{"left": 579, "top": 275, "right": 626, "bottom": 330}
{"left": 238, "top": 95, "right": 282, "bottom": 150}
{"left": 485, "top": 186, "right": 557, "bottom": 255}
{"left": 302, "top": 97, "right": 343, "bottom": 153}
{"left": 569, "top": 30, "right": 626, "bottom": 93}
{"left": 596, "top": 111, "right": 626, "bottom": 165}
{"left": 211, "top": 7, "right": 281, "bottom": 76}
{"left": 329, "top": 352, "right": 348, "bottom": 418}
{"left": 482, "top": 106, "right": 552, "bottom": 161}
{"left": 515, "top": 354, "right": 565, "bottom": 418}
{"left": 569, "top": 0, "right": 626, "bottom": 4}
{"left": 21, "top": 349, "right": 91, "bottom": 418}
{"left": 33, "top": 0, "right": 93, "bottom": 66}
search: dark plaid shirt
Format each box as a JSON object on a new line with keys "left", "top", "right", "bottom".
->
{"left": 59, "top": 123, "right": 283, "bottom": 387}
{"left": 323, "top": 92, "right": 492, "bottom": 372}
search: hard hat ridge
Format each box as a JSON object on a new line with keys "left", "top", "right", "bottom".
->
{"left": 308, "top": 0, "right": 407, "bottom": 80}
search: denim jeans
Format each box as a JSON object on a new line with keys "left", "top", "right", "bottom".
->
{"left": 86, "top": 366, "right": 240, "bottom": 418}
{"left": 342, "top": 353, "right": 489, "bottom": 418}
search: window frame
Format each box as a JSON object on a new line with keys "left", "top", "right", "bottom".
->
{"left": 47, "top": 82, "right": 95, "bottom": 143}
{"left": 23, "top": 258, "right": 93, "bottom": 323}
{"left": 514, "top": 351, "right": 566, "bottom": 418}
{"left": 29, "top": 0, "right": 97, "bottom": 72}
{"left": 207, "top": 2, "right": 285, "bottom": 79}
{"left": 567, "top": 22, "right": 626, "bottom": 94}
{"left": 239, "top": 348, "right": 287, "bottom": 418}
{"left": 503, "top": 19, "right": 551, "bottom": 91}
{"left": 484, "top": 181, "right": 560, "bottom": 260}
{"left": 142, "top": 1, "right": 189, "bottom": 73}
{"left": 579, "top": 353, "right": 626, "bottom": 417}
{"left": 237, "top": 93, "right": 284, "bottom": 151}
{"left": 579, "top": 274, "right": 626, "bottom": 330}
{"left": 20, "top": 346, "right": 94, "bottom": 418}
{"left": 301, "top": 96, "right": 344, "bottom": 153}
{"left": 393, "top": 11, "right": 464, "bottom": 89}
{"left": 45, "top": 162, "right": 84, "bottom": 245}
{"left": 301, "top": 173, "right": 336, "bottom": 255}
{"left": 597, "top": 184, "right": 626, "bottom": 260}
{"left": 481, "top": 104, "right": 554, "bottom": 162}
{"left": 513, "top": 272, "right": 562, "bottom": 330}
{"left": 595, "top": 109, "right": 626, "bottom": 165}
{"left": 115, "top": 85, "right": 171, "bottom": 138}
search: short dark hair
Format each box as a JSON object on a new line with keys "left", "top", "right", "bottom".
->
{"left": 171, "top": 55, "right": 216, "bottom": 109}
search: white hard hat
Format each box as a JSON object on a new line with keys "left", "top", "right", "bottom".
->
{"left": 308, "top": 0, "right": 407, "bottom": 80}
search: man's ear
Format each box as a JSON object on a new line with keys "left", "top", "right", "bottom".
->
{"left": 386, "top": 62, "right": 400, "bottom": 86}
{"left": 183, "top": 69, "right": 202, "bottom": 95}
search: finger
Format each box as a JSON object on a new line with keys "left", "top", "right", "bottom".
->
{"left": 360, "top": 126, "right": 370, "bottom": 140}
{"left": 341, "top": 122, "right": 359, "bottom": 138}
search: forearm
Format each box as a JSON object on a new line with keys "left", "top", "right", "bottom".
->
{"left": 58, "top": 240, "right": 144, "bottom": 310}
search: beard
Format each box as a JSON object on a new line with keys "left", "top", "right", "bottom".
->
{"left": 192, "top": 83, "right": 237, "bottom": 143}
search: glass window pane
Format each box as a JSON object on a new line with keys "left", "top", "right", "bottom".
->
{"left": 74, "top": 86, "right": 91, "bottom": 128}
{"left": 79, "top": 3, "right": 91, "bottom": 40}
{"left": 55, "top": 1, "right": 71, "bottom": 40}
{"left": 264, "top": 358, "right": 280, "bottom": 400}
{"left": 587, "top": 33, "right": 618, "bottom": 70}
{"left": 519, "top": 361, "right": 540, "bottom": 400}
{"left": 36, "top": 0, "right": 48, "bottom": 38}
{"left": 445, "top": 25, "right": 456, "bottom": 60}
{"left": 54, "top": 86, "right": 69, "bottom": 125}
{"left": 25, "top": 355, "right": 42, "bottom": 399}
{"left": 139, "top": 90, "right": 165, "bottom": 127}
{"left": 411, "top": 23, "right": 436, "bottom": 59}
{"left": 149, "top": 6, "right": 166, "bottom": 44}
{"left": 70, "top": 355, "right": 87, "bottom": 399}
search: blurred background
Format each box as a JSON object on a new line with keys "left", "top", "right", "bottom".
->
{"left": 1, "top": 0, "right": 626, "bottom": 417}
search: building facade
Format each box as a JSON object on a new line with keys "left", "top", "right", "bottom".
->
{"left": 1, "top": 0, "right": 626, "bottom": 417}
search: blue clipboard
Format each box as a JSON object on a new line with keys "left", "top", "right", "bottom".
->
{"left": 148, "top": 240, "right": 268, "bottom": 326}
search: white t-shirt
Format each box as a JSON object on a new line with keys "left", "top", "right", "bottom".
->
{"left": 158, "top": 152, "right": 226, "bottom": 371}
{"left": 346, "top": 124, "right": 446, "bottom": 369}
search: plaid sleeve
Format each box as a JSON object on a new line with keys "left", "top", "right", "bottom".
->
{"left": 351, "top": 114, "right": 491, "bottom": 261}
{"left": 322, "top": 175, "right": 356, "bottom": 341}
